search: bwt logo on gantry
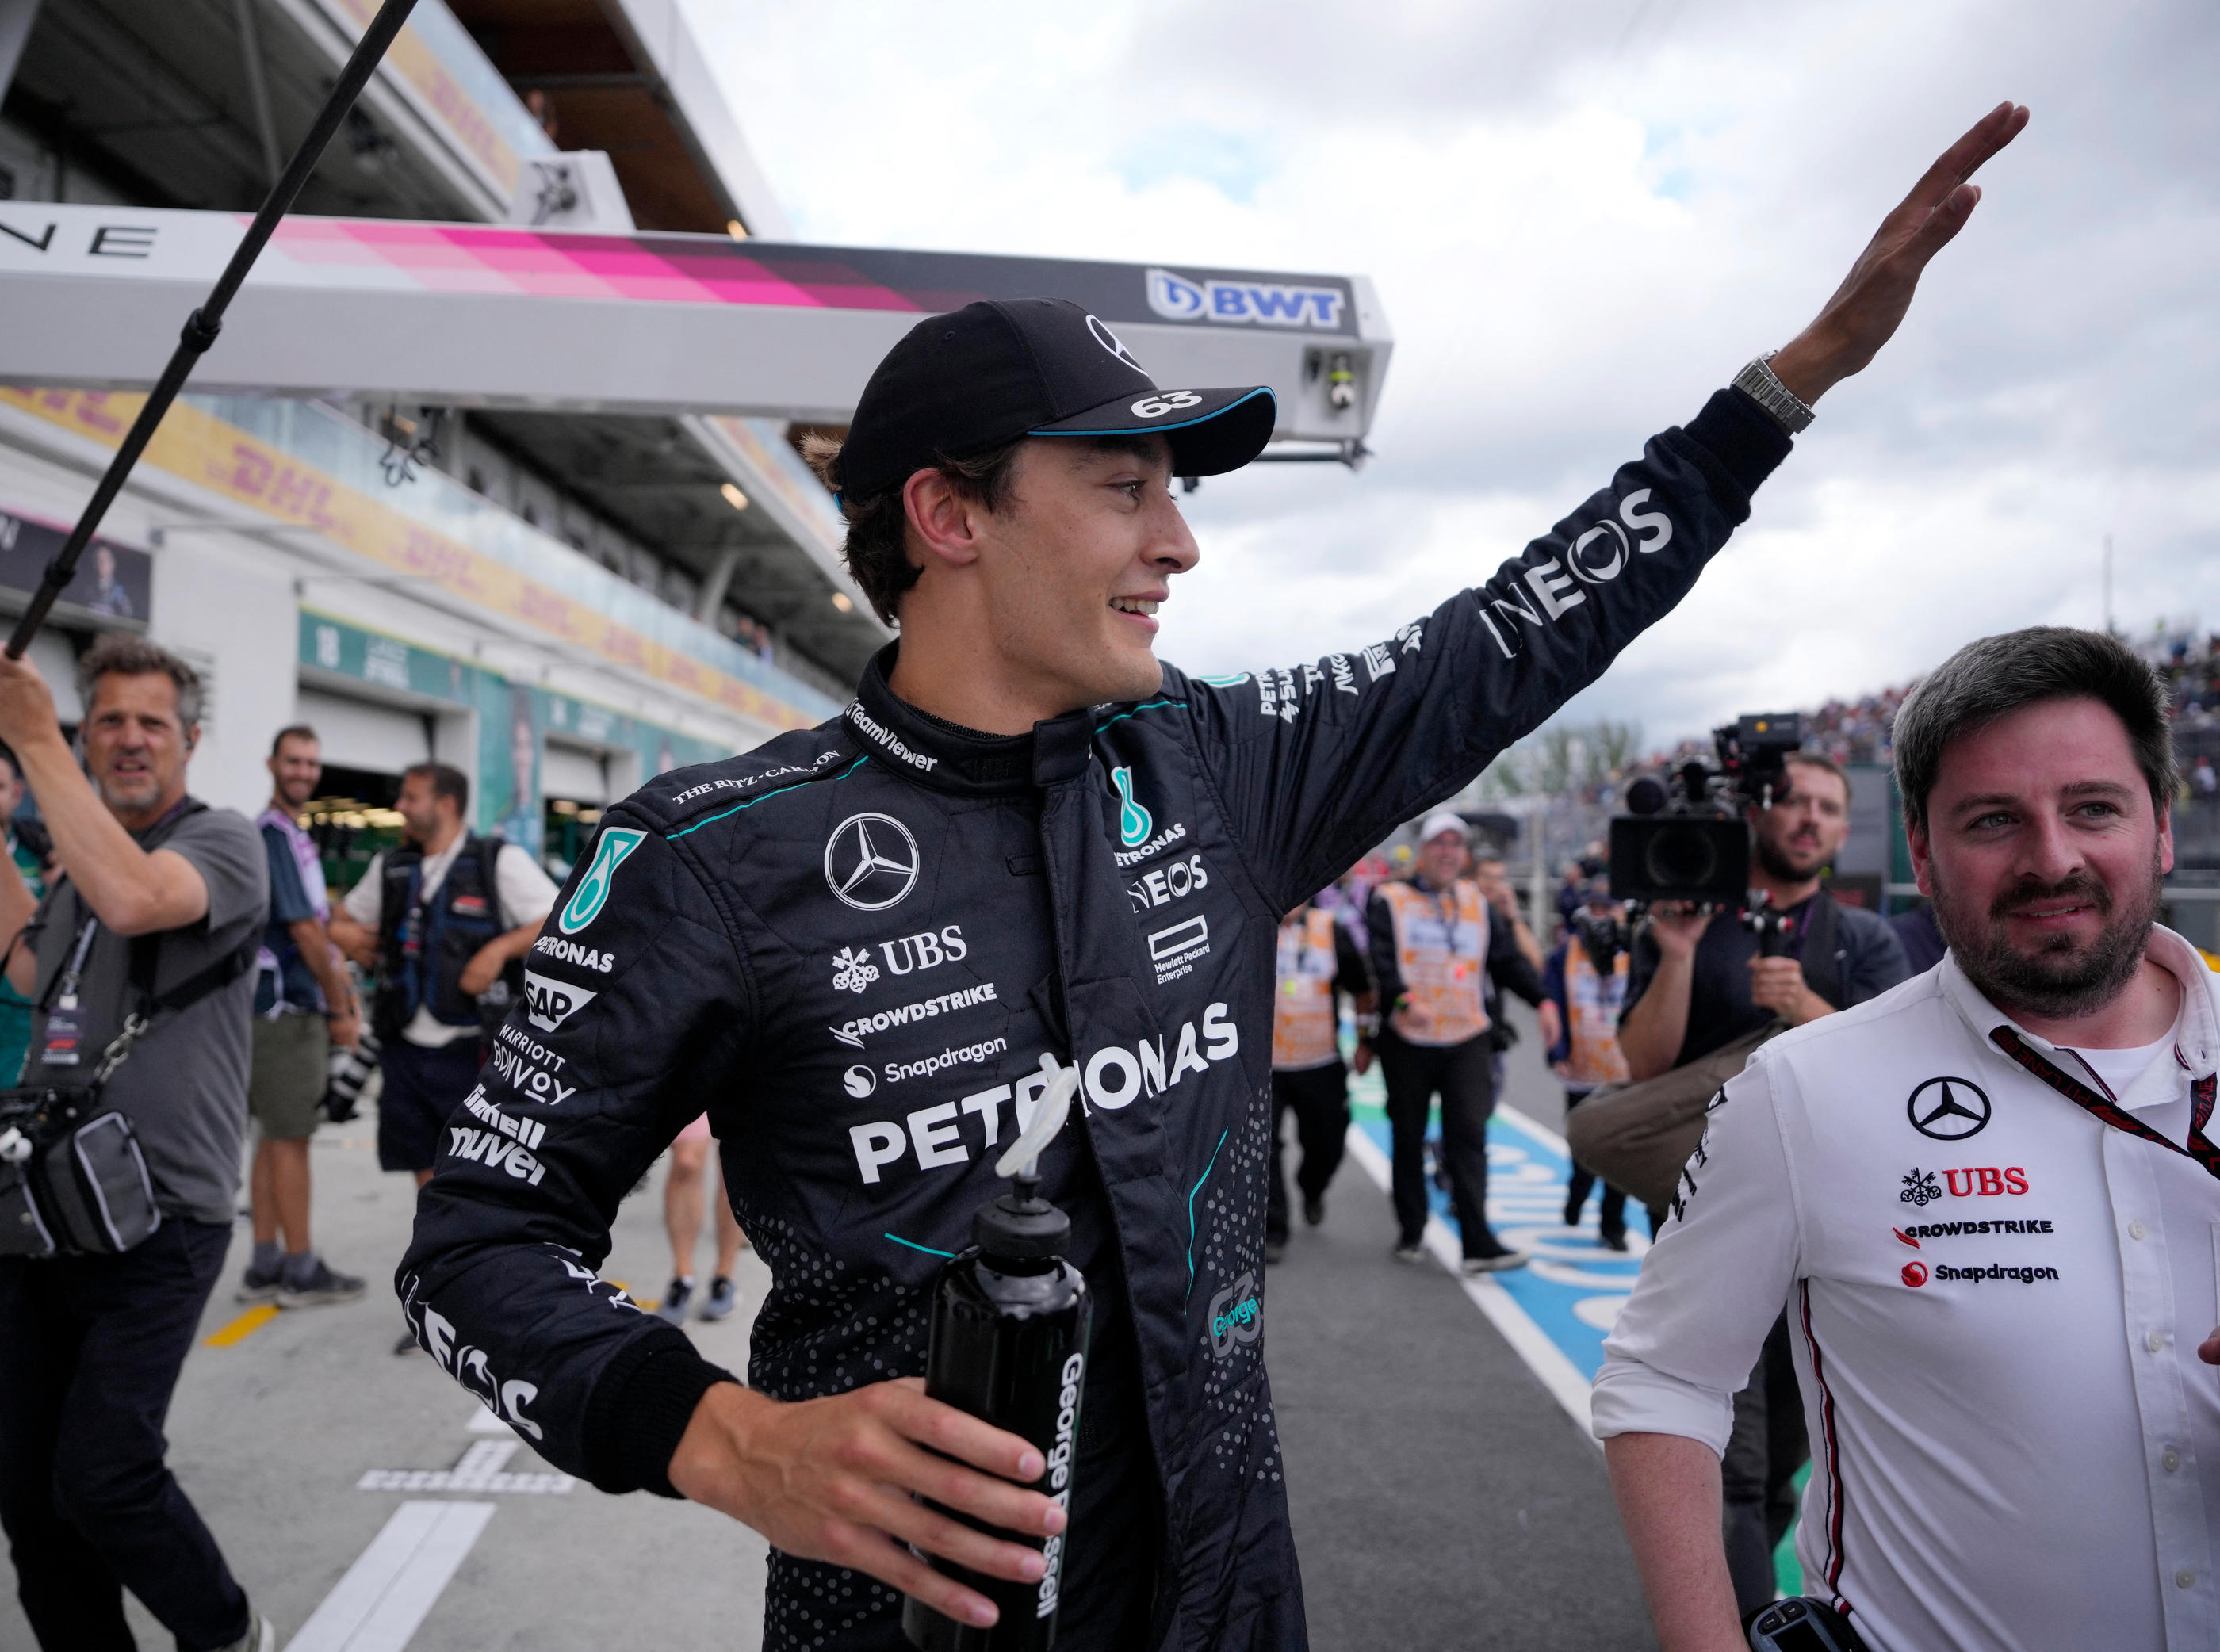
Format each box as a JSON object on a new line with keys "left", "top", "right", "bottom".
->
{"left": 1146, "top": 268, "right": 1345, "bottom": 329}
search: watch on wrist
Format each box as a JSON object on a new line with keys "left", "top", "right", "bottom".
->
{"left": 1732, "top": 350, "right": 1816, "bottom": 435}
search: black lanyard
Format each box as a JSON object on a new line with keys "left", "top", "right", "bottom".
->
{"left": 1989, "top": 1025, "right": 2220, "bottom": 1183}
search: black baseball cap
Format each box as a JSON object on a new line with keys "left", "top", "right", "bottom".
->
{"left": 836, "top": 298, "right": 1276, "bottom": 499}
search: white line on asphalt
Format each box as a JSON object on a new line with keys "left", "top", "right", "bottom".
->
{"left": 1342, "top": 1123, "right": 1598, "bottom": 1443}
{"left": 285, "top": 1500, "right": 496, "bottom": 1652}
{"left": 356, "top": 1438, "right": 575, "bottom": 1495}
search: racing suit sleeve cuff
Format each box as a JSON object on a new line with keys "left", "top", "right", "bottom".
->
{"left": 1589, "top": 1352, "right": 1734, "bottom": 1454}
{"left": 581, "top": 1333, "right": 741, "bottom": 1498}
{"left": 1673, "top": 386, "right": 1796, "bottom": 511}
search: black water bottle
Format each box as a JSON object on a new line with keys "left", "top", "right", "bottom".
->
{"left": 904, "top": 1074, "right": 1089, "bottom": 1651}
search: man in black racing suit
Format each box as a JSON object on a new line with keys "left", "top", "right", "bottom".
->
{"left": 397, "top": 105, "right": 2026, "bottom": 1652}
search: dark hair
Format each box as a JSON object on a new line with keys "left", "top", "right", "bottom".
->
{"left": 270, "top": 723, "right": 319, "bottom": 758}
{"left": 802, "top": 432, "right": 1024, "bottom": 626}
{"left": 0, "top": 740, "right": 17, "bottom": 782}
{"left": 1892, "top": 625, "right": 2176, "bottom": 835}
{"left": 403, "top": 761, "right": 470, "bottom": 816}
{"left": 1785, "top": 751, "right": 1851, "bottom": 806}
{"left": 77, "top": 633, "right": 203, "bottom": 728}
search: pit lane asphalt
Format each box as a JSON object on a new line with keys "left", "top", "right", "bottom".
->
{"left": 0, "top": 1000, "right": 1655, "bottom": 1650}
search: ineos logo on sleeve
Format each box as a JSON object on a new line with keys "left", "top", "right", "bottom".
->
{"left": 1908, "top": 1077, "right": 1992, "bottom": 1141}
{"left": 1131, "top": 391, "right": 1203, "bottom": 419}
{"left": 1086, "top": 313, "right": 1144, "bottom": 372}
{"left": 824, "top": 813, "right": 920, "bottom": 912}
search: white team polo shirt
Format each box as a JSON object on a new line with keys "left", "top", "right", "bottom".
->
{"left": 1593, "top": 926, "right": 2220, "bottom": 1652}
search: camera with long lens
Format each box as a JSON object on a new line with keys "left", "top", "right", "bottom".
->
{"left": 1608, "top": 713, "right": 1805, "bottom": 907}
{"left": 1572, "top": 904, "right": 1631, "bottom": 974}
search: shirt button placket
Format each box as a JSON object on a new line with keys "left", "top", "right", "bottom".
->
{"left": 2163, "top": 1447, "right": 2182, "bottom": 1474}
{"left": 2176, "top": 1568, "right": 2197, "bottom": 1590}
{"left": 2147, "top": 1328, "right": 2169, "bottom": 1355}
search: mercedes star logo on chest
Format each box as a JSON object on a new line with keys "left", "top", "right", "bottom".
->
{"left": 1908, "top": 1076, "right": 1992, "bottom": 1141}
{"left": 825, "top": 813, "right": 921, "bottom": 912}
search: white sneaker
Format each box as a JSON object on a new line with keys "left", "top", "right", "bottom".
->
{"left": 220, "top": 1608, "right": 276, "bottom": 1652}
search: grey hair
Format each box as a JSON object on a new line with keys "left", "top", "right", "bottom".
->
{"left": 1892, "top": 625, "right": 2175, "bottom": 836}
{"left": 77, "top": 633, "right": 205, "bottom": 729}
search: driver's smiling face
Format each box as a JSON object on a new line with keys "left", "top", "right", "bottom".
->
{"left": 973, "top": 434, "right": 1198, "bottom": 711}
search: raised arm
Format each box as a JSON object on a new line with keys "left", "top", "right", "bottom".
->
{"left": 0, "top": 655, "right": 207, "bottom": 936}
{"left": 1182, "top": 105, "right": 2028, "bottom": 912}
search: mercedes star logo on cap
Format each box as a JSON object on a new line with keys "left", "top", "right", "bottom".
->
{"left": 1907, "top": 1076, "right": 1992, "bottom": 1141}
{"left": 824, "top": 813, "right": 921, "bottom": 912}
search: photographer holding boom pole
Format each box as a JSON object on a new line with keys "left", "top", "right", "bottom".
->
{"left": 1615, "top": 746, "right": 1908, "bottom": 1616}
{"left": 0, "top": 637, "right": 274, "bottom": 1652}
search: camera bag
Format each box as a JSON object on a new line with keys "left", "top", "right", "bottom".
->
{"left": 1564, "top": 896, "right": 1843, "bottom": 1210}
{"left": 0, "top": 805, "right": 256, "bottom": 1260}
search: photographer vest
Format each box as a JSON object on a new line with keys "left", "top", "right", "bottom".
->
{"left": 1564, "top": 938, "right": 1632, "bottom": 1088}
{"left": 1271, "top": 908, "right": 1342, "bottom": 1072}
{"left": 1378, "top": 878, "right": 1490, "bottom": 1047}
{"left": 373, "top": 835, "right": 510, "bottom": 1044}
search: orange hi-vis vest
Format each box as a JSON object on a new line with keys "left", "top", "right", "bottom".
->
{"left": 1563, "top": 938, "right": 1632, "bottom": 1088}
{"left": 1379, "top": 878, "right": 1490, "bottom": 1047}
{"left": 1272, "top": 908, "right": 1343, "bottom": 1071}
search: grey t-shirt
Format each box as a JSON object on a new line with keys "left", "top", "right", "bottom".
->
{"left": 25, "top": 801, "right": 269, "bottom": 1225}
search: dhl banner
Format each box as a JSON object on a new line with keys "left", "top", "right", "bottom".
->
{"left": 0, "top": 385, "right": 823, "bottom": 735}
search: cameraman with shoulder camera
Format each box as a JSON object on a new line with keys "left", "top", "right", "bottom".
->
{"left": 1614, "top": 746, "right": 1908, "bottom": 1618}
{"left": 0, "top": 637, "right": 274, "bottom": 1652}
{"left": 1617, "top": 751, "right": 1907, "bottom": 1083}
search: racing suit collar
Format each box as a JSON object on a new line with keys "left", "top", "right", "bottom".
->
{"left": 1935, "top": 923, "right": 2220, "bottom": 1088}
{"left": 848, "top": 643, "right": 1095, "bottom": 797}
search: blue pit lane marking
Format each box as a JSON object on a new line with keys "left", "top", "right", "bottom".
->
{"left": 1344, "top": 1061, "right": 1648, "bottom": 1392}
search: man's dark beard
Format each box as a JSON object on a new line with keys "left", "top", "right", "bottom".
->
{"left": 1754, "top": 831, "right": 1826, "bottom": 885}
{"left": 1931, "top": 852, "right": 2163, "bottom": 1022}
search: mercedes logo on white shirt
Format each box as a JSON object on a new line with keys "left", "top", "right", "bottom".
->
{"left": 824, "top": 813, "right": 921, "bottom": 912}
{"left": 1908, "top": 1076, "right": 1992, "bottom": 1141}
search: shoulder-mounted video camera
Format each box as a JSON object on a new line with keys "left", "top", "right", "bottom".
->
{"left": 1608, "top": 713, "right": 1804, "bottom": 909}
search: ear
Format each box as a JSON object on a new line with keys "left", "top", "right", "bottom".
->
{"left": 1908, "top": 813, "right": 1934, "bottom": 897}
{"left": 901, "top": 468, "right": 990, "bottom": 573}
{"left": 185, "top": 724, "right": 200, "bottom": 753}
{"left": 2157, "top": 800, "right": 2176, "bottom": 880}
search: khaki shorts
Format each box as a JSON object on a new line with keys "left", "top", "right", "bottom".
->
{"left": 249, "top": 1011, "right": 330, "bottom": 1141}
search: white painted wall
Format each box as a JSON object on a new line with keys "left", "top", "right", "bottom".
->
{"left": 147, "top": 533, "right": 300, "bottom": 816}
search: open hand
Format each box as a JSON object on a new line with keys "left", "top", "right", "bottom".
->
{"left": 1770, "top": 101, "right": 2031, "bottom": 405}
{"left": 668, "top": 1377, "right": 1063, "bottom": 1631}
{"left": 1645, "top": 903, "right": 1713, "bottom": 962}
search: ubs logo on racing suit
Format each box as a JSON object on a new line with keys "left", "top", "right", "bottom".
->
{"left": 824, "top": 813, "right": 920, "bottom": 912}
{"left": 557, "top": 826, "right": 645, "bottom": 935}
{"left": 1208, "top": 1271, "right": 1262, "bottom": 1358}
{"left": 831, "top": 946, "right": 880, "bottom": 993}
{"left": 1110, "top": 767, "right": 1153, "bottom": 847}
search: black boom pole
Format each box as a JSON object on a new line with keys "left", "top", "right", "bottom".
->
{"left": 6, "top": 0, "right": 423, "bottom": 660}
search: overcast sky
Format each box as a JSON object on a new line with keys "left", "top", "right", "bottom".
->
{"left": 684, "top": 0, "right": 2218, "bottom": 749}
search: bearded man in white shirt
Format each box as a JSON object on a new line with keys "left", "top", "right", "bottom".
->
{"left": 1596, "top": 625, "right": 2220, "bottom": 1652}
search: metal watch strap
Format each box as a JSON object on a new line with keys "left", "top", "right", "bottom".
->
{"left": 1732, "top": 351, "right": 1816, "bottom": 435}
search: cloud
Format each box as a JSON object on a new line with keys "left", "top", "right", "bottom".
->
{"left": 684, "top": 0, "right": 2220, "bottom": 744}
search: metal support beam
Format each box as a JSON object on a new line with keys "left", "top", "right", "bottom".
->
{"left": 693, "top": 543, "right": 741, "bottom": 625}
{"left": 0, "top": 0, "right": 37, "bottom": 108}
{"left": 232, "top": 0, "right": 283, "bottom": 189}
